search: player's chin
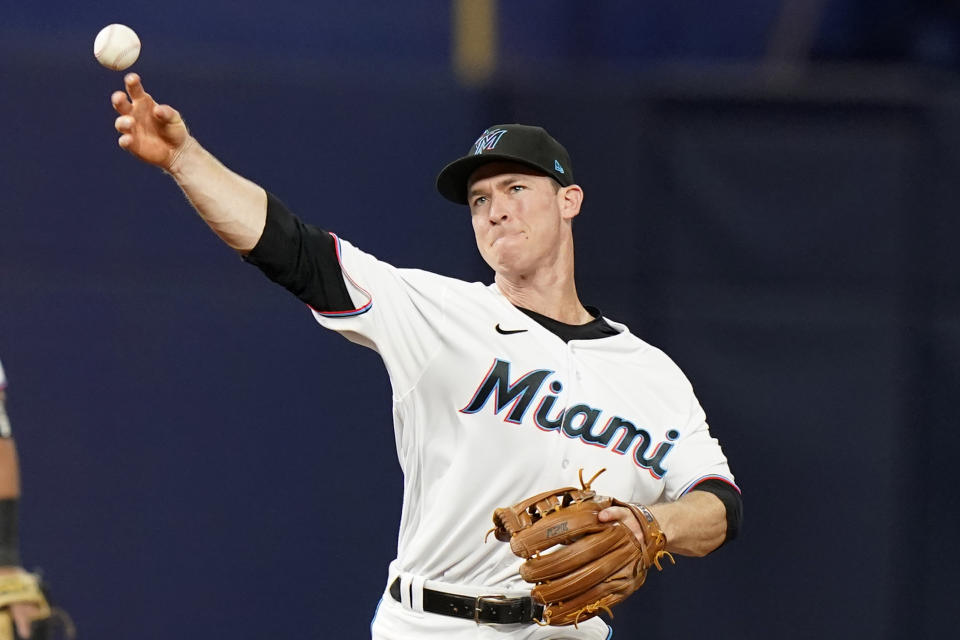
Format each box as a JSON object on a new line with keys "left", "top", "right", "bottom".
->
{"left": 489, "top": 254, "right": 532, "bottom": 279}
{"left": 488, "top": 242, "right": 531, "bottom": 270}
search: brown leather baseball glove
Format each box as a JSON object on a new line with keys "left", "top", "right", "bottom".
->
{"left": 0, "top": 570, "right": 75, "bottom": 640}
{"left": 490, "top": 469, "right": 673, "bottom": 627}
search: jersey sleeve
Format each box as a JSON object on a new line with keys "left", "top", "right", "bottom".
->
{"left": 0, "top": 359, "right": 10, "bottom": 438}
{"left": 244, "top": 194, "right": 448, "bottom": 396}
{"left": 308, "top": 237, "right": 448, "bottom": 397}
{"left": 688, "top": 478, "right": 742, "bottom": 544}
{"left": 244, "top": 192, "right": 354, "bottom": 311}
{"left": 663, "top": 392, "right": 739, "bottom": 502}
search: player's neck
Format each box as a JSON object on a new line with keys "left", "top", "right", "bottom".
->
{"left": 495, "top": 272, "right": 591, "bottom": 325}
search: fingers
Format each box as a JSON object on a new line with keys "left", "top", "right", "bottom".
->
{"left": 597, "top": 506, "right": 625, "bottom": 522}
{"left": 113, "top": 103, "right": 180, "bottom": 131}
{"left": 14, "top": 616, "right": 31, "bottom": 638}
{"left": 114, "top": 114, "right": 134, "bottom": 150}
{"left": 124, "top": 72, "right": 146, "bottom": 100}
{"left": 111, "top": 74, "right": 189, "bottom": 164}
{"left": 115, "top": 115, "right": 134, "bottom": 134}
{"left": 599, "top": 506, "right": 645, "bottom": 542}
{"left": 9, "top": 602, "right": 39, "bottom": 638}
{"left": 154, "top": 104, "right": 182, "bottom": 125}
{"left": 111, "top": 90, "right": 131, "bottom": 115}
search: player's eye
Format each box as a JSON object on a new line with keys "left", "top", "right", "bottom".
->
{"left": 510, "top": 185, "right": 525, "bottom": 193}
{"left": 472, "top": 195, "right": 488, "bottom": 206}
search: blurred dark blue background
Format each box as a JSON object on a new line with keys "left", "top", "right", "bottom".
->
{"left": 1, "top": 1, "right": 958, "bottom": 638}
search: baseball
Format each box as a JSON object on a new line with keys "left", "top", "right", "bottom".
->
{"left": 94, "top": 24, "right": 141, "bottom": 71}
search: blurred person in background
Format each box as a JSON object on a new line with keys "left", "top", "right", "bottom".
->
{"left": 0, "top": 357, "right": 42, "bottom": 639}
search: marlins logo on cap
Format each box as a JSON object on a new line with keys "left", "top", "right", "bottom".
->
{"left": 473, "top": 129, "right": 508, "bottom": 155}
{"left": 436, "top": 124, "right": 575, "bottom": 204}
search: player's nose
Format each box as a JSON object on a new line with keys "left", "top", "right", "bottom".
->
{"left": 486, "top": 195, "right": 509, "bottom": 224}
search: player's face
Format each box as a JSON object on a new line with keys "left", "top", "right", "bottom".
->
{"left": 467, "top": 163, "right": 577, "bottom": 278}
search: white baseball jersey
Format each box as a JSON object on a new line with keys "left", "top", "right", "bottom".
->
{"left": 311, "top": 237, "right": 736, "bottom": 638}
{"left": 0, "top": 357, "right": 10, "bottom": 438}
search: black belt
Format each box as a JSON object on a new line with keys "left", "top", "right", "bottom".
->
{"left": 389, "top": 577, "right": 544, "bottom": 624}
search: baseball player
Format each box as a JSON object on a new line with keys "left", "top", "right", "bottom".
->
{"left": 0, "top": 358, "right": 44, "bottom": 640}
{"left": 111, "top": 73, "right": 741, "bottom": 639}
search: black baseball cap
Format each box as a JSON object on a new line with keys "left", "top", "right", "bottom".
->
{"left": 436, "top": 124, "right": 575, "bottom": 204}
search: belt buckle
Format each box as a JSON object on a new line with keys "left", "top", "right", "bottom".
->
{"left": 473, "top": 594, "right": 508, "bottom": 624}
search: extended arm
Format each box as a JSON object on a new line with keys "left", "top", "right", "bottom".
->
{"left": 0, "top": 390, "right": 22, "bottom": 555}
{"left": 0, "top": 389, "right": 20, "bottom": 556}
{"left": 0, "top": 390, "right": 41, "bottom": 639}
{"left": 112, "top": 73, "right": 266, "bottom": 253}
{"left": 112, "top": 75, "right": 357, "bottom": 312}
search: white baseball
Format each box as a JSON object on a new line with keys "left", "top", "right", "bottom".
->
{"left": 94, "top": 24, "right": 141, "bottom": 71}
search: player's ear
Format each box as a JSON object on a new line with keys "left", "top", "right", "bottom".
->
{"left": 558, "top": 184, "right": 583, "bottom": 220}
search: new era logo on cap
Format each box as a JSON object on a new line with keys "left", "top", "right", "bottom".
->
{"left": 436, "top": 124, "right": 575, "bottom": 204}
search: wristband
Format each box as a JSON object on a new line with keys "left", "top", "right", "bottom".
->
{"left": 0, "top": 498, "right": 20, "bottom": 567}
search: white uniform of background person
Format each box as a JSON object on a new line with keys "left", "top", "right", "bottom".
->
{"left": 0, "top": 359, "right": 8, "bottom": 437}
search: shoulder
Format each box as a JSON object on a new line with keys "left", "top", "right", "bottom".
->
{"left": 600, "top": 319, "right": 695, "bottom": 389}
{"left": 335, "top": 237, "right": 485, "bottom": 290}
{"left": 394, "top": 266, "right": 492, "bottom": 299}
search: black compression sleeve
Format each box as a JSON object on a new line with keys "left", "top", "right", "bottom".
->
{"left": 243, "top": 192, "right": 354, "bottom": 311}
{"left": 0, "top": 498, "right": 20, "bottom": 566}
{"left": 689, "top": 479, "right": 742, "bottom": 547}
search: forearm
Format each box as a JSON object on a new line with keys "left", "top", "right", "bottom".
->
{"left": 167, "top": 137, "right": 268, "bottom": 253}
{"left": 0, "top": 436, "right": 20, "bottom": 501}
{"left": 649, "top": 490, "right": 727, "bottom": 557}
{"left": 0, "top": 437, "right": 21, "bottom": 567}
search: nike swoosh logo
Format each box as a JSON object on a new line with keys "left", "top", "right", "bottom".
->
{"left": 495, "top": 324, "right": 528, "bottom": 335}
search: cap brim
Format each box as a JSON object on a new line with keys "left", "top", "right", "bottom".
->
{"left": 435, "top": 153, "right": 557, "bottom": 205}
